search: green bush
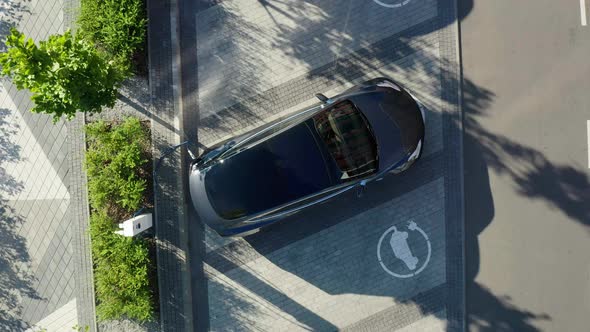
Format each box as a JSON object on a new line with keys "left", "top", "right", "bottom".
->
{"left": 85, "top": 117, "right": 154, "bottom": 322}
{"left": 85, "top": 118, "right": 149, "bottom": 212}
{"left": 0, "top": 28, "right": 121, "bottom": 121}
{"left": 90, "top": 212, "right": 153, "bottom": 321}
{"left": 78, "top": 0, "right": 147, "bottom": 73}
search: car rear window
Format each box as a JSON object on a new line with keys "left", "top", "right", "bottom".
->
{"left": 312, "top": 101, "right": 378, "bottom": 180}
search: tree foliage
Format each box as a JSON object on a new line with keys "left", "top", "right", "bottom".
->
{"left": 0, "top": 28, "right": 121, "bottom": 122}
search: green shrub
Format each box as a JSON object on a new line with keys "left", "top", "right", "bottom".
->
{"left": 90, "top": 212, "right": 153, "bottom": 321}
{"left": 0, "top": 28, "right": 121, "bottom": 121}
{"left": 85, "top": 117, "right": 154, "bottom": 321}
{"left": 78, "top": 0, "right": 147, "bottom": 73}
{"left": 85, "top": 118, "right": 149, "bottom": 212}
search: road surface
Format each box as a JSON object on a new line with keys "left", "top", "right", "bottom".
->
{"left": 460, "top": 0, "right": 590, "bottom": 331}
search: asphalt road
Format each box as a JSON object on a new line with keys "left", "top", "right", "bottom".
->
{"left": 460, "top": 0, "right": 590, "bottom": 331}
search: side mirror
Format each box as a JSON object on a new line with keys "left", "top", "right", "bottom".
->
{"left": 186, "top": 146, "right": 197, "bottom": 161}
{"left": 315, "top": 93, "right": 329, "bottom": 104}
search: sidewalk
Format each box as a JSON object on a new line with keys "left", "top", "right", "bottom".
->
{"left": 0, "top": 0, "right": 96, "bottom": 330}
{"left": 1, "top": 0, "right": 190, "bottom": 330}
{"left": 1, "top": 0, "right": 199, "bottom": 329}
{"left": 145, "top": 0, "right": 196, "bottom": 330}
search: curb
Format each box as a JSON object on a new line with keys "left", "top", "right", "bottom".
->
{"left": 68, "top": 112, "right": 99, "bottom": 332}
{"left": 64, "top": 0, "right": 100, "bottom": 326}
{"left": 146, "top": 0, "right": 194, "bottom": 330}
{"left": 453, "top": 0, "right": 467, "bottom": 329}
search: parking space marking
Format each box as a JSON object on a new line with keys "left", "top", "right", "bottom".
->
{"left": 587, "top": 120, "right": 590, "bottom": 168}
{"left": 581, "top": 0, "right": 587, "bottom": 26}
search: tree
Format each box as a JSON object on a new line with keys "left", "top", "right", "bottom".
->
{"left": 0, "top": 28, "right": 122, "bottom": 122}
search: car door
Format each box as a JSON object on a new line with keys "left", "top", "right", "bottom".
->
{"left": 219, "top": 105, "right": 323, "bottom": 160}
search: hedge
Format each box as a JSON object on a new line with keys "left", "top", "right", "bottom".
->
{"left": 85, "top": 117, "right": 154, "bottom": 322}
{"left": 78, "top": 0, "right": 147, "bottom": 74}
{"left": 90, "top": 212, "right": 153, "bottom": 321}
{"left": 86, "top": 118, "right": 149, "bottom": 212}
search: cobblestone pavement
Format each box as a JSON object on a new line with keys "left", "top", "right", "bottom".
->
{"left": 0, "top": 0, "right": 100, "bottom": 330}
{"left": 146, "top": 0, "right": 195, "bottom": 330}
{"left": 0, "top": 0, "right": 88, "bottom": 330}
{"left": 186, "top": 0, "right": 464, "bottom": 331}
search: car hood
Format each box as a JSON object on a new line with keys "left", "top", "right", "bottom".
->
{"left": 197, "top": 122, "right": 333, "bottom": 221}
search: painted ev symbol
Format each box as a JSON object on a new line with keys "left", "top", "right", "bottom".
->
{"left": 373, "top": 0, "right": 412, "bottom": 8}
{"left": 377, "top": 220, "right": 432, "bottom": 278}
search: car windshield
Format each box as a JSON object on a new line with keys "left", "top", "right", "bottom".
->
{"left": 312, "top": 101, "right": 378, "bottom": 180}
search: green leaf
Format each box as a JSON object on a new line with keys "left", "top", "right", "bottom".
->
{"left": 0, "top": 28, "right": 122, "bottom": 122}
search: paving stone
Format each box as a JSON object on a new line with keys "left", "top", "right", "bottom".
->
{"left": 0, "top": 0, "right": 94, "bottom": 330}
{"left": 146, "top": 0, "right": 195, "bottom": 330}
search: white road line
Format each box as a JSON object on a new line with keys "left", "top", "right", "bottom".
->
{"left": 587, "top": 120, "right": 590, "bottom": 168}
{"left": 581, "top": 0, "right": 588, "bottom": 26}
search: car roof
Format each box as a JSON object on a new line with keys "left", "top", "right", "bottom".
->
{"left": 203, "top": 120, "right": 335, "bottom": 220}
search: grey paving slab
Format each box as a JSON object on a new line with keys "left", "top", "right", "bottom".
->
{"left": 436, "top": 0, "right": 464, "bottom": 329}
{"left": 0, "top": 0, "right": 97, "bottom": 330}
{"left": 206, "top": 178, "right": 446, "bottom": 331}
{"left": 341, "top": 285, "right": 446, "bottom": 332}
{"left": 26, "top": 299, "right": 78, "bottom": 332}
{"left": 196, "top": 15, "right": 443, "bottom": 147}
{"left": 147, "top": 0, "right": 194, "bottom": 330}
{"left": 0, "top": 87, "right": 76, "bottom": 329}
{"left": 68, "top": 113, "right": 97, "bottom": 332}
{"left": 196, "top": 0, "right": 437, "bottom": 117}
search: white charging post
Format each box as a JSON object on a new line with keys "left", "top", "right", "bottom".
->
{"left": 115, "top": 213, "right": 153, "bottom": 237}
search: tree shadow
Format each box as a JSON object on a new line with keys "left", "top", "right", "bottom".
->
{"left": 0, "top": 108, "right": 23, "bottom": 196}
{"left": 0, "top": 107, "right": 43, "bottom": 330}
{"left": 0, "top": 0, "right": 31, "bottom": 53}
{"left": 467, "top": 282, "right": 551, "bottom": 332}
{"left": 462, "top": 81, "right": 555, "bottom": 332}
{"left": 462, "top": 73, "right": 588, "bottom": 332}
{"left": 194, "top": 0, "right": 471, "bottom": 146}
{"left": 464, "top": 96, "right": 590, "bottom": 226}
{"left": 0, "top": 200, "right": 44, "bottom": 331}
{"left": 195, "top": 1, "right": 273, "bottom": 136}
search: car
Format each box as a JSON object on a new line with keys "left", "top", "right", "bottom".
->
{"left": 189, "top": 77, "right": 426, "bottom": 237}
